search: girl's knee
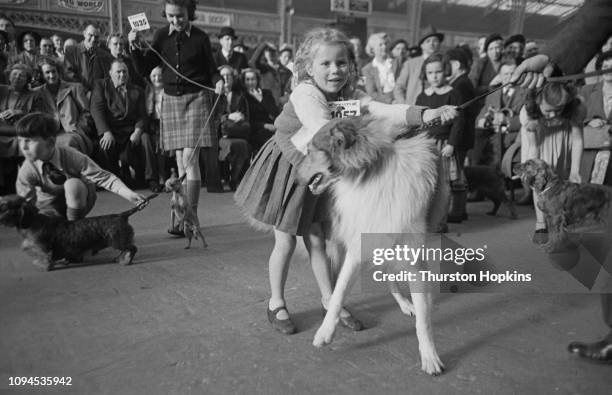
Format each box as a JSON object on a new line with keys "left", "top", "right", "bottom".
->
{"left": 274, "top": 230, "right": 297, "bottom": 250}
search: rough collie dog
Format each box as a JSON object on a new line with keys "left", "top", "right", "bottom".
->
{"left": 300, "top": 116, "right": 447, "bottom": 375}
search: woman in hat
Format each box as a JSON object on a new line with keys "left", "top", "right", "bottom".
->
{"left": 469, "top": 33, "right": 503, "bottom": 96}
{"left": 10, "top": 30, "right": 42, "bottom": 86}
{"left": 393, "top": 25, "right": 444, "bottom": 105}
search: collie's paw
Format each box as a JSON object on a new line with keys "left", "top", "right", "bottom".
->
{"left": 396, "top": 297, "right": 415, "bottom": 317}
{"left": 420, "top": 349, "right": 445, "bottom": 376}
{"left": 313, "top": 323, "right": 336, "bottom": 348}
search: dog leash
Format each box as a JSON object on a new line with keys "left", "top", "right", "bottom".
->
{"left": 137, "top": 193, "right": 159, "bottom": 210}
{"left": 395, "top": 67, "right": 612, "bottom": 142}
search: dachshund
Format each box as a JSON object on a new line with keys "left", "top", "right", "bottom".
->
{"left": 516, "top": 159, "right": 610, "bottom": 251}
{"left": 0, "top": 194, "right": 156, "bottom": 271}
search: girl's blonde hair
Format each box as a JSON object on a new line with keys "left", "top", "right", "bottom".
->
{"left": 294, "top": 27, "right": 358, "bottom": 93}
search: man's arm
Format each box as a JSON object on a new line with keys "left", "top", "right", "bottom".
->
{"left": 546, "top": 0, "right": 612, "bottom": 75}
{"left": 89, "top": 80, "right": 112, "bottom": 136}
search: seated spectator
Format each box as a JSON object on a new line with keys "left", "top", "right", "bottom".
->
{"left": 241, "top": 67, "right": 279, "bottom": 152}
{"left": 362, "top": 32, "right": 399, "bottom": 104}
{"left": 521, "top": 82, "right": 585, "bottom": 244}
{"left": 249, "top": 42, "right": 292, "bottom": 107}
{"left": 15, "top": 112, "right": 146, "bottom": 220}
{"left": 470, "top": 33, "right": 503, "bottom": 95}
{"left": 10, "top": 30, "right": 42, "bottom": 87}
{"left": 0, "top": 63, "right": 46, "bottom": 139}
{"left": 390, "top": 38, "right": 408, "bottom": 65}
{"left": 64, "top": 25, "right": 113, "bottom": 93}
{"left": 217, "top": 65, "right": 251, "bottom": 191}
{"left": 580, "top": 50, "right": 612, "bottom": 127}
{"left": 106, "top": 33, "right": 144, "bottom": 88}
{"left": 213, "top": 27, "right": 248, "bottom": 73}
{"left": 90, "top": 58, "right": 160, "bottom": 191}
{"left": 0, "top": 30, "right": 9, "bottom": 84}
{"left": 144, "top": 66, "right": 170, "bottom": 186}
{"left": 349, "top": 36, "right": 370, "bottom": 76}
{"left": 503, "top": 34, "right": 525, "bottom": 63}
{"left": 473, "top": 57, "right": 526, "bottom": 169}
{"left": 524, "top": 41, "right": 539, "bottom": 58}
{"left": 39, "top": 37, "right": 55, "bottom": 57}
{"left": 278, "top": 44, "right": 294, "bottom": 74}
{"left": 51, "top": 34, "right": 64, "bottom": 61}
{"left": 0, "top": 63, "right": 47, "bottom": 192}
{"left": 35, "top": 56, "right": 95, "bottom": 156}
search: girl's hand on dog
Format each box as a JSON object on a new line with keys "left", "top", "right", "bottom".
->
{"left": 441, "top": 144, "right": 454, "bottom": 157}
{"left": 423, "top": 106, "right": 458, "bottom": 125}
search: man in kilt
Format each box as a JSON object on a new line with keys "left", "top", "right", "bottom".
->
{"left": 129, "top": 0, "right": 224, "bottom": 235}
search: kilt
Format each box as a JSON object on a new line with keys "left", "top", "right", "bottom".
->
{"left": 160, "top": 90, "right": 216, "bottom": 151}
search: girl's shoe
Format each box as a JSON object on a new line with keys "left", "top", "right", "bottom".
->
{"left": 167, "top": 225, "right": 185, "bottom": 237}
{"left": 532, "top": 228, "right": 548, "bottom": 245}
{"left": 322, "top": 306, "right": 364, "bottom": 331}
{"left": 267, "top": 306, "right": 297, "bottom": 335}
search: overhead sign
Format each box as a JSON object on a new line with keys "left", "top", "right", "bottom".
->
{"left": 57, "top": 0, "right": 104, "bottom": 13}
{"left": 330, "top": 0, "right": 372, "bottom": 16}
{"left": 194, "top": 11, "right": 232, "bottom": 27}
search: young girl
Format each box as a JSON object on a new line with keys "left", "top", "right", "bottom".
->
{"left": 416, "top": 53, "right": 465, "bottom": 229}
{"left": 235, "top": 28, "right": 456, "bottom": 334}
{"left": 521, "top": 82, "right": 585, "bottom": 244}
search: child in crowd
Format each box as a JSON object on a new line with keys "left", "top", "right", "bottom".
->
{"left": 521, "top": 82, "right": 585, "bottom": 244}
{"left": 15, "top": 112, "right": 146, "bottom": 220}
{"left": 235, "top": 28, "right": 457, "bottom": 335}
{"left": 416, "top": 53, "right": 465, "bottom": 228}
{"left": 145, "top": 66, "right": 170, "bottom": 187}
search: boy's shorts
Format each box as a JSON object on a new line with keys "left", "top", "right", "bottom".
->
{"left": 38, "top": 181, "right": 97, "bottom": 219}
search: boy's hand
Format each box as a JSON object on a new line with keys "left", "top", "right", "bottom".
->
{"left": 127, "top": 191, "right": 148, "bottom": 206}
{"left": 100, "top": 131, "right": 115, "bottom": 151}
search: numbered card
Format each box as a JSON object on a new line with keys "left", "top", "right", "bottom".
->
{"left": 128, "top": 13, "right": 150, "bottom": 31}
{"left": 328, "top": 100, "right": 361, "bottom": 119}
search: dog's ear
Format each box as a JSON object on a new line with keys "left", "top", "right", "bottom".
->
{"left": 330, "top": 120, "right": 357, "bottom": 150}
{"left": 533, "top": 164, "right": 549, "bottom": 191}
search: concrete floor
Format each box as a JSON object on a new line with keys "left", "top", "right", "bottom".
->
{"left": 1, "top": 190, "right": 611, "bottom": 395}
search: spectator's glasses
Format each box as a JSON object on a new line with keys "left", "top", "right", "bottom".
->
{"left": 42, "top": 162, "right": 67, "bottom": 185}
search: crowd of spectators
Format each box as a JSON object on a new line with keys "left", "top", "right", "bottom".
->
{"left": 0, "top": 16, "right": 285, "bottom": 195}
{"left": 1, "top": 10, "right": 611, "bottom": 234}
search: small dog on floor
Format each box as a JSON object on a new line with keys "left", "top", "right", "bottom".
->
{"left": 0, "top": 194, "right": 156, "bottom": 271}
{"left": 463, "top": 166, "right": 517, "bottom": 219}
{"left": 516, "top": 159, "right": 611, "bottom": 250}
{"left": 164, "top": 170, "right": 207, "bottom": 249}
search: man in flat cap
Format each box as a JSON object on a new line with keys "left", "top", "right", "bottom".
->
{"left": 393, "top": 25, "right": 443, "bottom": 105}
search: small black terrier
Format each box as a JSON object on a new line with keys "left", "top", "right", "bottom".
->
{"left": 464, "top": 166, "right": 518, "bottom": 219}
{"left": 0, "top": 194, "right": 156, "bottom": 271}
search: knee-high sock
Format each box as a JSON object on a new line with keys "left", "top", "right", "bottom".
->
{"left": 185, "top": 179, "right": 201, "bottom": 215}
